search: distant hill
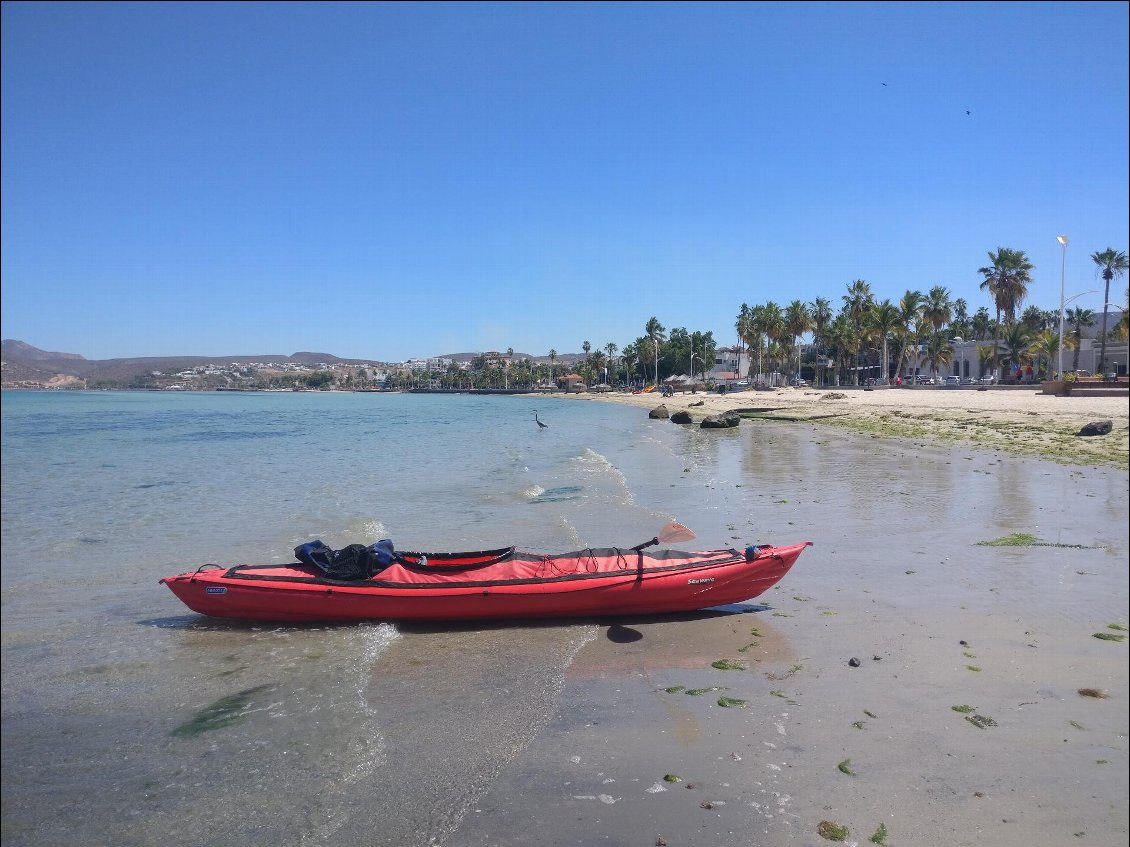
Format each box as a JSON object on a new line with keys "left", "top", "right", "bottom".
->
{"left": 0, "top": 340, "right": 386, "bottom": 387}
{"left": 1, "top": 340, "right": 87, "bottom": 362}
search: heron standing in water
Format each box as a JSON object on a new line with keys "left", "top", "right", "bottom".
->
{"left": 533, "top": 411, "right": 548, "bottom": 429}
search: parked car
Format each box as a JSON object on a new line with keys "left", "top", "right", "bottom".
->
{"left": 979, "top": 375, "right": 996, "bottom": 385}
{"left": 944, "top": 375, "right": 961, "bottom": 386}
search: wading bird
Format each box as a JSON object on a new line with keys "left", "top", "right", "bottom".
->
{"left": 533, "top": 411, "right": 548, "bottom": 429}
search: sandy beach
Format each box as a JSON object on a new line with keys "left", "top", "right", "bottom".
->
{"left": 556, "top": 384, "right": 1130, "bottom": 470}
{"left": 441, "top": 386, "right": 1130, "bottom": 847}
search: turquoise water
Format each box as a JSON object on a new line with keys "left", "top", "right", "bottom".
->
{"left": 5, "top": 389, "right": 1125, "bottom": 846}
{"left": 0, "top": 389, "right": 751, "bottom": 846}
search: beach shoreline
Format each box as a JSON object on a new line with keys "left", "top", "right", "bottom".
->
{"left": 548, "top": 384, "right": 1130, "bottom": 470}
{"left": 444, "top": 401, "right": 1129, "bottom": 847}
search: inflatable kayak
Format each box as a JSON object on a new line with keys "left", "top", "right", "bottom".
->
{"left": 160, "top": 529, "right": 811, "bottom": 624}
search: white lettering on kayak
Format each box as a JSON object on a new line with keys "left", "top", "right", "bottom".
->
{"left": 687, "top": 577, "right": 714, "bottom": 585}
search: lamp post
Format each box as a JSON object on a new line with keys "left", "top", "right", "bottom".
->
{"left": 1059, "top": 289, "right": 1101, "bottom": 375}
{"left": 654, "top": 338, "right": 659, "bottom": 389}
{"left": 1056, "top": 235, "right": 1068, "bottom": 379}
{"left": 690, "top": 352, "right": 702, "bottom": 385}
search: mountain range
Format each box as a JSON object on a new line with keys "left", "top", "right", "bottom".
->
{"left": 0, "top": 340, "right": 581, "bottom": 387}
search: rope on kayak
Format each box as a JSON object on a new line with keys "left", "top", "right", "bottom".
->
{"left": 536, "top": 547, "right": 634, "bottom": 577}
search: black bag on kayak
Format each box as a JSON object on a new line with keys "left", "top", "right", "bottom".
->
{"left": 294, "top": 539, "right": 396, "bottom": 581}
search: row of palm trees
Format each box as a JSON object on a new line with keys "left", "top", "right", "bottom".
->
{"left": 391, "top": 245, "right": 1127, "bottom": 391}
{"left": 727, "top": 247, "right": 1129, "bottom": 386}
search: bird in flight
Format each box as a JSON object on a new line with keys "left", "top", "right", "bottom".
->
{"left": 966, "top": 110, "right": 971, "bottom": 115}
{"left": 533, "top": 411, "right": 548, "bottom": 429}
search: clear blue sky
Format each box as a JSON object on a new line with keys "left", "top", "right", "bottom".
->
{"left": 3, "top": 1, "right": 1127, "bottom": 362}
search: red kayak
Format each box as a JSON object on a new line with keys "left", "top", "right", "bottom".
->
{"left": 160, "top": 535, "right": 812, "bottom": 623}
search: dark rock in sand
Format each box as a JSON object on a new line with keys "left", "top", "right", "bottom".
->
{"left": 1077, "top": 420, "right": 1113, "bottom": 437}
{"left": 848, "top": 657, "right": 861, "bottom": 667}
{"left": 700, "top": 411, "right": 740, "bottom": 429}
{"left": 649, "top": 404, "right": 670, "bottom": 419}
{"left": 670, "top": 410, "right": 692, "bottom": 424}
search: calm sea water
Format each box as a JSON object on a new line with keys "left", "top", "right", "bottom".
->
{"left": 3, "top": 389, "right": 1126, "bottom": 847}
{"left": 0, "top": 389, "right": 748, "bottom": 846}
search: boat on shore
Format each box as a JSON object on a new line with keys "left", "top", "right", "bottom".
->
{"left": 160, "top": 527, "right": 811, "bottom": 624}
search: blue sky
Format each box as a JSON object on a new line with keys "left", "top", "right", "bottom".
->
{"left": 3, "top": 1, "right": 1127, "bottom": 362}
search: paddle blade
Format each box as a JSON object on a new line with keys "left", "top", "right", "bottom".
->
{"left": 657, "top": 521, "right": 695, "bottom": 545}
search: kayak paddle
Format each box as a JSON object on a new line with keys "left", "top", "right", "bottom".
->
{"left": 632, "top": 521, "right": 695, "bottom": 551}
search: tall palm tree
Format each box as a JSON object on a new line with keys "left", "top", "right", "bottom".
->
{"left": 644, "top": 317, "right": 666, "bottom": 386}
{"left": 784, "top": 300, "right": 812, "bottom": 381}
{"left": 755, "top": 303, "right": 785, "bottom": 383}
{"left": 1090, "top": 248, "right": 1128, "bottom": 375}
{"left": 842, "top": 280, "right": 874, "bottom": 384}
{"left": 970, "top": 307, "right": 992, "bottom": 342}
{"left": 978, "top": 247, "right": 1034, "bottom": 376}
{"left": 890, "top": 290, "right": 924, "bottom": 383}
{"left": 605, "top": 342, "right": 618, "bottom": 384}
{"left": 735, "top": 304, "right": 753, "bottom": 378}
{"left": 867, "top": 300, "right": 901, "bottom": 383}
{"left": 620, "top": 343, "right": 638, "bottom": 386}
{"left": 923, "top": 286, "right": 953, "bottom": 333}
{"left": 808, "top": 297, "right": 833, "bottom": 387}
{"left": 1065, "top": 307, "right": 1095, "bottom": 373}
{"left": 951, "top": 297, "right": 970, "bottom": 339}
{"left": 826, "top": 312, "right": 859, "bottom": 386}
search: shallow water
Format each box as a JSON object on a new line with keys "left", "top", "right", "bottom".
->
{"left": 2, "top": 390, "right": 1126, "bottom": 846}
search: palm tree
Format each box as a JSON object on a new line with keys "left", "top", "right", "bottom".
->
{"left": 923, "top": 286, "right": 953, "bottom": 333}
{"left": 605, "top": 342, "right": 618, "bottom": 384}
{"left": 784, "top": 300, "right": 812, "bottom": 382}
{"left": 735, "top": 304, "right": 753, "bottom": 378}
{"left": 1000, "top": 322, "right": 1034, "bottom": 379}
{"left": 645, "top": 317, "right": 666, "bottom": 386}
{"left": 826, "top": 312, "right": 859, "bottom": 386}
{"left": 547, "top": 349, "right": 558, "bottom": 382}
{"left": 867, "top": 300, "right": 901, "bottom": 383}
{"left": 976, "top": 345, "right": 995, "bottom": 380}
{"left": 1091, "top": 248, "right": 1128, "bottom": 375}
{"left": 920, "top": 332, "right": 954, "bottom": 380}
{"left": 620, "top": 343, "right": 638, "bottom": 386}
{"left": 970, "top": 306, "right": 992, "bottom": 342}
{"left": 889, "top": 290, "right": 924, "bottom": 383}
{"left": 978, "top": 247, "right": 1034, "bottom": 376}
{"left": 1028, "top": 330, "right": 1059, "bottom": 380}
{"left": 842, "top": 280, "right": 874, "bottom": 384}
{"left": 950, "top": 297, "right": 970, "bottom": 339}
{"left": 738, "top": 306, "right": 765, "bottom": 380}
{"left": 1065, "top": 307, "right": 1095, "bottom": 373}
{"left": 808, "top": 297, "right": 833, "bottom": 387}
{"left": 755, "top": 303, "right": 785, "bottom": 384}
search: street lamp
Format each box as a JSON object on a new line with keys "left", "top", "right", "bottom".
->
{"left": 690, "top": 352, "right": 702, "bottom": 384}
{"left": 1060, "top": 288, "right": 1101, "bottom": 375}
{"left": 1056, "top": 235, "right": 1068, "bottom": 379}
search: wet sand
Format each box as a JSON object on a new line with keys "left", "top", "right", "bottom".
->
{"left": 437, "top": 409, "right": 1128, "bottom": 847}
